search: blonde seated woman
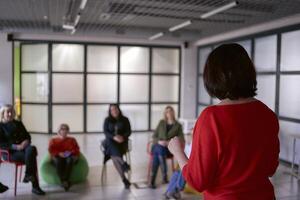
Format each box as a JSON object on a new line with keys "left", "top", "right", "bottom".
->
{"left": 150, "top": 106, "right": 185, "bottom": 189}
{"left": 48, "top": 124, "right": 80, "bottom": 191}
{"left": 0, "top": 104, "right": 45, "bottom": 195}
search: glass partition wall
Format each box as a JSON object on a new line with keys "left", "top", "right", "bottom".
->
{"left": 18, "top": 42, "right": 180, "bottom": 134}
{"left": 197, "top": 27, "right": 300, "bottom": 163}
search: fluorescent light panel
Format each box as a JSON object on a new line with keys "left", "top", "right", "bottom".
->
{"left": 169, "top": 20, "right": 192, "bottom": 32}
{"left": 200, "top": 1, "right": 238, "bottom": 19}
{"left": 62, "top": 24, "right": 75, "bottom": 30}
{"left": 149, "top": 32, "right": 164, "bottom": 40}
{"left": 80, "top": 0, "right": 88, "bottom": 10}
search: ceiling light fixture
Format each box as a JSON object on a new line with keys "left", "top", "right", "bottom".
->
{"left": 71, "top": 28, "right": 76, "bottom": 35}
{"left": 62, "top": 24, "right": 75, "bottom": 30}
{"left": 74, "top": 14, "right": 81, "bottom": 26}
{"left": 149, "top": 32, "right": 164, "bottom": 40}
{"left": 79, "top": 0, "right": 88, "bottom": 10}
{"left": 200, "top": 1, "right": 238, "bottom": 19}
{"left": 169, "top": 20, "right": 192, "bottom": 32}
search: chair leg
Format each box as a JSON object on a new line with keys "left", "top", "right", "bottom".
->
{"left": 14, "top": 165, "right": 18, "bottom": 196}
{"left": 101, "top": 164, "right": 106, "bottom": 185}
{"left": 19, "top": 166, "right": 22, "bottom": 182}
{"left": 147, "top": 156, "right": 153, "bottom": 184}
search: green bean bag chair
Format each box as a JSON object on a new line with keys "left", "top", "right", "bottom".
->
{"left": 40, "top": 153, "right": 89, "bottom": 185}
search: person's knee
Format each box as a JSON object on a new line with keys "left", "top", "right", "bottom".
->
{"left": 65, "top": 157, "right": 74, "bottom": 164}
{"left": 25, "top": 145, "right": 37, "bottom": 156}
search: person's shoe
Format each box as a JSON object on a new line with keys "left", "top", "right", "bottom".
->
{"left": 122, "top": 178, "right": 131, "bottom": 189}
{"left": 32, "top": 187, "right": 46, "bottom": 195}
{"left": 62, "top": 181, "right": 70, "bottom": 191}
{"left": 149, "top": 183, "right": 156, "bottom": 189}
{"left": 23, "top": 175, "right": 35, "bottom": 183}
{"left": 122, "top": 162, "right": 131, "bottom": 172}
{"left": 164, "top": 192, "right": 181, "bottom": 200}
{"left": 0, "top": 183, "right": 9, "bottom": 193}
{"left": 162, "top": 176, "right": 169, "bottom": 184}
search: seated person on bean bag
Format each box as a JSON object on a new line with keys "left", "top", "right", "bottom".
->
{"left": 48, "top": 123, "right": 80, "bottom": 191}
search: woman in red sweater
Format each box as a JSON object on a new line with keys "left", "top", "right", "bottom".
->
{"left": 169, "top": 43, "right": 279, "bottom": 200}
{"left": 48, "top": 123, "right": 80, "bottom": 191}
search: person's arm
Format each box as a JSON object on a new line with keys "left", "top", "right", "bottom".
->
{"left": 103, "top": 118, "right": 114, "bottom": 140}
{"left": 123, "top": 117, "right": 131, "bottom": 138}
{"left": 48, "top": 139, "right": 59, "bottom": 157}
{"left": 152, "top": 120, "right": 161, "bottom": 144}
{"left": 19, "top": 121, "right": 31, "bottom": 142}
{"left": 71, "top": 138, "right": 80, "bottom": 157}
{"left": 177, "top": 123, "right": 185, "bottom": 147}
{"left": 169, "top": 109, "right": 219, "bottom": 192}
{"left": 268, "top": 119, "right": 280, "bottom": 177}
{"left": 0, "top": 126, "right": 11, "bottom": 150}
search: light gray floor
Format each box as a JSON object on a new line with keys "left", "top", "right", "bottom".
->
{"left": 0, "top": 133, "right": 299, "bottom": 199}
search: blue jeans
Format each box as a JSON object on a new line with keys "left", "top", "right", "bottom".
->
{"left": 166, "top": 170, "right": 186, "bottom": 195}
{"left": 150, "top": 144, "right": 172, "bottom": 184}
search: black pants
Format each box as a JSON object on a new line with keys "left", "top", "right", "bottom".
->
{"left": 10, "top": 145, "right": 39, "bottom": 187}
{"left": 10, "top": 145, "right": 37, "bottom": 177}
{"left": 52, "top": 156, "right": 76, "bottom": 182}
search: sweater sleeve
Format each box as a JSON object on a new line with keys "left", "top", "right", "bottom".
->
{"left": 0, "top": 126, "right": 10, "bottom": 150}
{"left": 103, "top": 118, "right": 114, "bottom": 140}
{"left": 71, "top": 138, "right": 80, "bottom": 156}
{"left": 48, "top": 139, "right": 59, "bottom": 156}
{"left": 152, "top": 120, "right": 161, "bottom": 144}
{"left": 182, "top": 108, "right": 219, "bottom": 192}
{"left": 123, "top": 117, "right": 131, "bottom": 138}
{"left": 18, "top": 121, "right": 31, "bottom": 143}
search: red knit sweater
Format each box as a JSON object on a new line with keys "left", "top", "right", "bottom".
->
{"left": 48, "top": 136, "right": 80, "bottom": 157}
{"left": 182, "top": 101, "right": 279, "bottom": 200}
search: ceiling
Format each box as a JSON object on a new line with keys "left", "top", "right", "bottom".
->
{"left": 0, "top": 0, "right": 300, "bottom": 41}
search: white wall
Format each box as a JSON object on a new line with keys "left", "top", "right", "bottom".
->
{"left": 180, "top": 44, "right": 197, "bottom": 119}
{"left": 0, "top": 33, "right": 13, "bottom": 105}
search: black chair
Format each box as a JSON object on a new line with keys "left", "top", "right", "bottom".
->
{"left": 100, "top": 139, "right": 132, "bottom": 185}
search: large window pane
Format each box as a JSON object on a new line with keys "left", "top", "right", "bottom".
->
{"left": 121, "top": 105, "right": 148, "bottom": 130}
{"left": 279, "top": 120, "right": 300, "bottom": 162}
{"left": 22, "top": 44, "right": 48, "bottom": 71}
{"left": 279, "top": 75, "right": 300, "bottom": 119}
{"left": 120, "top": 46, "right": 149, "bottom": 73}
{"left": 87, "top": 45, "right": 118, "bottom": 72}
{"left": 120, "top": 75, "right": 149, "bottom": 102}
{"left": 254, "top": 35, "right": 277, "bottom": 72}
{"left": 198, "top": 76, "right": 211, "bottom": 104}
{"left": 87, "top": 105, "right": 108, "bottom": 132}
{"left": 152, "top": 48, "right": 179, "bottom": 73}
{"left": 151, "top": 104, "right": 178, "bottom": 129}
{"left": 87, "top": 74, "right": 117, "bottom": 103}
{"left": 152, "top": 76, "right": 179, "bottom": 102}
{"left": 52, "top": 74, "right": 83, "bottom": 103}
{"left": 281, "top": 30, "right": 300, "bottom": 71}
{"left": 256, "top": 75, "right": 276, "bottom": 111}
{"left": 52, "top": 105, "right": 83, "bottom": 132}
{"left": 198, "top": 47, "right": 211, "bottom": 74}
{"left": 22, "top": 73, "right": 48, "bottom": 103}
{"left": 236, "top": 40, "right": 251, "bottom": 58}
{"left": 212, "top": 98, "right": 221, "bottom": 105}
{"left": 198, "top": 105, "right": 207, "bottom": 116}
{"left": 52, "top": 44, "right": 84, "bottom": 72}
{"left": 22, "top": 104, "right": 48, "bottom": 132}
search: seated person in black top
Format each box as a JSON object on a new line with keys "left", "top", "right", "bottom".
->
{"left": 0, "top": 182, "right": 8, "bottom": 193}
{"left": 103, "top": 104, "right": 131, "bottom": 189}
{"left": 0, "top": 104, "right": 45, "bottom": 195}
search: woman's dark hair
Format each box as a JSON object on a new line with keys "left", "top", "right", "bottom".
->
{"left": 108, "top": 104, "right": 123, "bottom": 119}
{"left": 203, "top": 43, "right": 257, "bottom": 100}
